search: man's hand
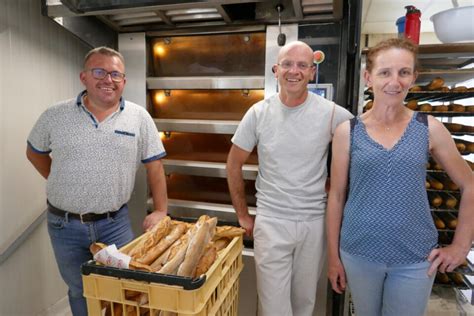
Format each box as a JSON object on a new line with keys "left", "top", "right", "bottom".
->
{"left": 328, "top": 257, "right": 346, "bottom": 294}
{"left": 143, "top": 210, "right": 167, "bottom": 231}
{"left": 238, "top": 213, "right": 255, "bottom": 237}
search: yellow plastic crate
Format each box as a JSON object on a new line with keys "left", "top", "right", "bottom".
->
{"left": 82, "top": 235, "right": 243, "bottom": 316}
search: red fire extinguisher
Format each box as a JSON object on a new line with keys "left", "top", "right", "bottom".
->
{"left": 404, "top": 5, "right": 421, "bottom": 44}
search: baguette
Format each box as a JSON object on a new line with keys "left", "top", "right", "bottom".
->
{"left": 177, "top": 221, "right": 210, "bottom": 277}
{"left": 214, "top": 226, "right": 246, "bottom": 239}
{"left": 194, "top": 244, "right": 218, "bottom": 277}
{"left": 158, "top": 236, "right": 190, "bottom": 275}
{"left": 128, "top": 216, "right": 172, "bottom": 258}
{"left": 136, "top": 222, "right": 187, "bottom": 265}
{"left": 214, "top": 238, "right": 231, "bottom": 251}
{"left": 149, "top": 247, "right": 171, "bottom": 272}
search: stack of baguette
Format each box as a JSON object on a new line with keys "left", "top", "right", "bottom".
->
{"left": 90, "top": 215, "right": 244, "bottom": 278}
{"left": 92, "top": 215, "right": 245, "bottom": 316}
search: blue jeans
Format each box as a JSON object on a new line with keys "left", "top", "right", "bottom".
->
{"left": 340, "top": 249, "right": 435, "bottom": 316}
{"left": 47, "top": 204, "right": 134, "bottom": 316}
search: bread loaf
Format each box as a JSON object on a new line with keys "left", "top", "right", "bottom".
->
{"left": 428, "top": 192, "right": 443, "bottom": 208}
{"left": 438, "top": 212, "right": 457, "bottom": 229}
{"left": 455, "top": 141, "right": 466, "bottom": 153}
{"left": 432, "top": 214, "right": 446, "bottom": 229}
{"left": 448, "top": 104, "right": 465, "bottom": 112}
{"left": 427, "top": 176, "right": 443, "bottom": 190}
{"left": 451, "top": 86, "right": 468, "bottom": 92}
{"left": 444, "top": 195, "right": 458, "bottom": 209}
{"left": 418, "top": 103, "right": 432, "bottom": 112}
{"left": 450, "top": 272, "right": 464, "bottom": 285}
{"left": 436, "top": 272, "right": 449, "bottom": 284}
{"left": 464, "top": 140, "right": 474, "bottom": 153}
{"left": 406, "top": 100, "right": 418, "bottom": 110}
{"left": 432, "top": 105, "right": 449, "bottom": 112}
{"left": 409, "top": 85, "right": 422, "bottom": 92}
{"left": 443, "top": 123, "right": 463, "bottom": 133}
{"left": 426, "top": 77, "right": 444, "bottom": 90}
{"left": 364, "top": 101, "right": 373, "bottom": 111}
{"left": 438, "top": 175, "right": 459, "bottom": 191}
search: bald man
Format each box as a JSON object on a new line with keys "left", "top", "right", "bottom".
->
{"left": 226, "top": 41, "right": 353, "bottom": 315}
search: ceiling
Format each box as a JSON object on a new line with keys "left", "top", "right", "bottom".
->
{"left": 46, "top": 0, "right": 345, "bottom": 33}
{"left": 361, "top": 0, "right": 474, "bottom": 34}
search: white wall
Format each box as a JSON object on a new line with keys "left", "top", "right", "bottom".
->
{"left": 0, "top": 0, "right": 89, "bottom": 314}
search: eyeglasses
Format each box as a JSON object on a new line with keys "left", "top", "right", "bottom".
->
{"left": 277, "top": 60, "right": 314, "bottom": 71}
{"left": 87, "top": 68, "right": 126, "bottom": 82}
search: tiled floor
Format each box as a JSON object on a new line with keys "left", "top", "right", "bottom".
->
{"left": 39, "top": 290, "right": 473, "bottom": 316}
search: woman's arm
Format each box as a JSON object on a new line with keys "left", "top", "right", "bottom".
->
{"left": 427, "top": 116, "right": 473, "bottom": 276}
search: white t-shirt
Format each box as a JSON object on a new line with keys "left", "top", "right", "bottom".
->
{"left": 232, "top": 92, "right": 353, "bottom": 220}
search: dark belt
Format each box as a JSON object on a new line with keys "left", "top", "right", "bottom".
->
{"left": 47, "top": 201, "right": 123, "bottom": 223}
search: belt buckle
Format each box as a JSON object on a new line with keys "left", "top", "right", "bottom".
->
{"left": 80, "top": 213, "right": 86, "bottom": 224}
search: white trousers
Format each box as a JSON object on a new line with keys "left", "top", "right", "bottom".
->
{"left": 253, "top": 214, "right": 326, "bottom": 316}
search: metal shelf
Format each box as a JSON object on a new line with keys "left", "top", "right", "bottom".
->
{"left": 364, "top": 90, "right": 474, "bottom": 103}
{"left": 416, "top": 69, "right": 474, "bottom": 86}
{"left": 147, "top": 76, "right": 265, "bottom": 90}
{"left": 162, "top": 159, "right": 257, "bottom": 180}
{"left": 148, "top": 198, "right": 255, "bottom": 215}
{"left": 155, "top": 118, "right": 239, "bottom": 134}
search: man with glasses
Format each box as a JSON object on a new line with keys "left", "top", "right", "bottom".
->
{"left": 26, "top": 47, "right": 168, "bottom": 316}
{"left": 227, "top": 41, "right": 352, "bottom": 315}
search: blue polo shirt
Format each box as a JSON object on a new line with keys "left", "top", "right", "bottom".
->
{"left": 27, "top": 90, "right": 166, "bottom": 214}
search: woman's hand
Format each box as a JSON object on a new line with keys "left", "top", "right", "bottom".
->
{"left": 427, "top": 244, "right": 468, "bottom": 276}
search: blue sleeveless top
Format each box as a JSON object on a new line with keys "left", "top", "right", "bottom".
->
{"left": 340, "top": 112, "right": 438, "bottom": 264}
